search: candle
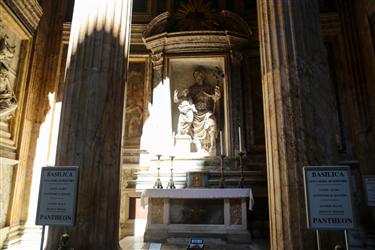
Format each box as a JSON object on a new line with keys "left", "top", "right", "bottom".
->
{"left": 220, "top": 130, "right": 223, "bottom": 155}
{"left": 238, "top": 126, "right": 242, "bottom": 153}
{"left": 171, "top": 131, "right": 175, "bottom": 153}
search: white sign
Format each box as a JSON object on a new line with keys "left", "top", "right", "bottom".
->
{"left": 364, "top": 176, "right": 375, "bottom": 207}
{"left": 36, "top": 166, "right": 79, "bottom": 226}
{"left": 303, "top": 166, "right": 354, "bottom": 230}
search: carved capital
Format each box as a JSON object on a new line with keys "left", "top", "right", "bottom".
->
{"left": 151, "top": 52, "right": 164, "bottom": 84}
{"left": 230, "top": 50, "right": 243, "bottom": 66}
{"left": 151, "top": 52, "right": 164, "bottom": 68}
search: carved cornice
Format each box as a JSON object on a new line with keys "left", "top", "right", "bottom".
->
{"left": 3, "top": 0, "right": 43, "bottom": 33}
{"left": 143, "top": 10, "right": 252, "bottom": 39}
{"left": 143, "top": 31, "right": 248, "bottom": 54}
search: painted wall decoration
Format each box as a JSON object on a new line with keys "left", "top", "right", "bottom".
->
{"left": 124, "top": 60, "right": 148, "bottom": 148}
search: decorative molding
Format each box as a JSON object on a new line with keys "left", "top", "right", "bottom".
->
{"left": 3, "top": 0, "right": 43, "bottom": 33}
{"left": 142, "top": 12, "right": 170, "bottom": 38}
{"left": 144, "top": 31, "right": 248, "bottom": 54}
{"left": 143, "top": 10, "right": 252, "bottom": 39}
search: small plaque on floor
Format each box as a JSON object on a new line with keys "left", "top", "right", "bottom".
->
{"left": 149, "top": 242, "right": 161, "bottom": 250}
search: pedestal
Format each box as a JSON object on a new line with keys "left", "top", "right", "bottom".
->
{"left": 174, "top": 134, "right": 191, "bottom": 155}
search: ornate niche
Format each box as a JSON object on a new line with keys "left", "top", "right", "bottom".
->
{"left": 142, "top": 0, "right": 252, "bottom": 157}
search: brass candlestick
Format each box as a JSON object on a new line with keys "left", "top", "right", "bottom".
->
{"left": 153, "top": 154, "right": 163, "bottom": 189}
{"left": 167, "top": 156, "right": 176, "bottom": 189}
{"left": 219, "top": 154, "right": 225, "bottom": 188}
{"left": 239, "top": 152, "right": 245, "bottom": 188}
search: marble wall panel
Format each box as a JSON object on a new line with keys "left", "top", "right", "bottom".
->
{"left": 0, "top": 164, "right": 14, "bottom": 227}
{"left": 150, "top": 198, "right": 164, "bottom": 224}
{"left": 230, "top": 199, "right": 242, "bottom": 225}
{"left": 169, "top": 199, "right": 224, "bottom": 224}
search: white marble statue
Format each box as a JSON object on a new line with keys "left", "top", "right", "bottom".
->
{"left": 174, "top": 67, "right": 221, "bottom": 154}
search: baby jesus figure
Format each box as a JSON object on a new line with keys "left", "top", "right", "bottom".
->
{"left": 173, "top": 89, "right": 197, "bottom": 136}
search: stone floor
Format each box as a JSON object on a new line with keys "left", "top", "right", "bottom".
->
{"left": 6, "top": 234, "right": 269, "bottom": 249}
{"left": 119, "top": 236, "right": 269, "bottom": 250}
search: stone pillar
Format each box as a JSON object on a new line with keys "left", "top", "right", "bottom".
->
{"left": 336, "top": 0, "right": 375, "bottom": 175}
{"left": 46, "top": 0, "right": 132, "bottom": 249}
{"left": 257, "top": 1, "right": 337, "bottom": 249}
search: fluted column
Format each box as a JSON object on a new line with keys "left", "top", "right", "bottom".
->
{"left": 46, "top": 1, "right": 132, "bottom": 249}
{"left": 336, "top": 0, "right": 375, "bottom": 175}
{"left": 257, "top": 1, "right": 337, "bottom": 249}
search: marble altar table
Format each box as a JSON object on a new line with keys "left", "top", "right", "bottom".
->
{"left": 141, "top": 188, "right": 254, "bottom": 243}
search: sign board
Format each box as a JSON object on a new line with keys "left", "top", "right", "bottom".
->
{"left": 187, "top": 239, "right": 204, "bottom": 250}
{"left": 364, "top": 176, "right": 375, "bottom": 207}
{"left": 303, "top": 166, "right": 354, "bottom": 230}
{"left": 36, "top": 166, "right": 79, "bottom": 226}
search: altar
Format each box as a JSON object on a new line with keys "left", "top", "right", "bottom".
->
{"left": 141, "top": 188, "right": 254, "bottom": 243}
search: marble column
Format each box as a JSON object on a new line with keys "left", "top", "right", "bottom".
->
{"left": 46, "top": 0, "right": 132, "bottom": 249}
{"left": 257, "top": 1, "right": 337, "bottom": 249}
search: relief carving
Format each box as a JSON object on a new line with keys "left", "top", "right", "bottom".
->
{"left": 0, "top": 22, "right": 17, "bottom": 121}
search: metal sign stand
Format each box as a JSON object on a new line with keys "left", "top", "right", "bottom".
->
{"left": 316, "top": 230, "right": 321, "bottom": 250}
{"left": 40, "top": 225, "right": 45, "bottom": 250}
{"left": 344, "top": 230, "right": 350, "bottom": 250}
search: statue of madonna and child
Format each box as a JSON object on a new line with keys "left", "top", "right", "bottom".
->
{"left": 173, "top": 67, "right": 222, "bottom": 154}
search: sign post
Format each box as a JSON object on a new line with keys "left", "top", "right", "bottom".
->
{"left": 303, "top": 166, "right": 354, "bottom": 249}
{"left": 36, "top": 166, "right": 79, "bottom": 249}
